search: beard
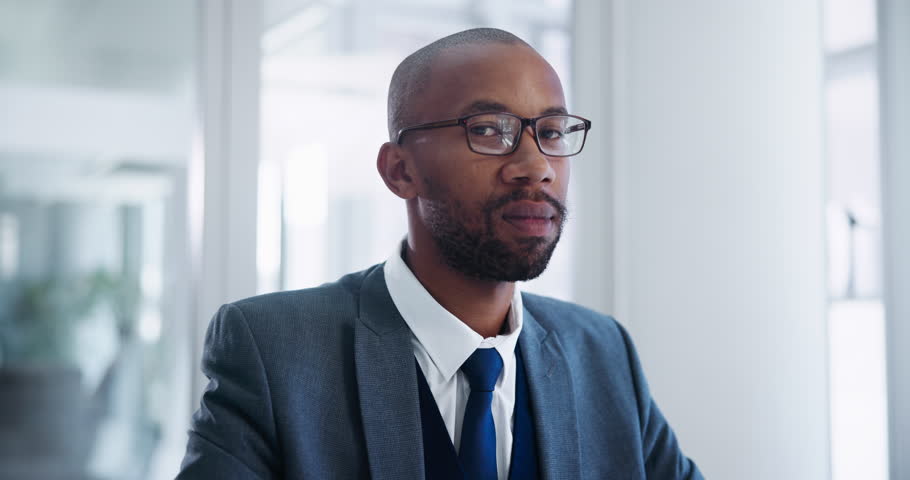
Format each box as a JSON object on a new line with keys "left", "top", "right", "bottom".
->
{"left": 422, "top": 185, "right": 568, "bottom": 282}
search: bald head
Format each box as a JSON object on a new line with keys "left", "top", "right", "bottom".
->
{"left": 386, "top": 28, "right": 533, "bottom": 141}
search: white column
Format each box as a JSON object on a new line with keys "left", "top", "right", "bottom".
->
{"left": 573, "top": 1, "right": 830, "bottom": 478}
{"left": 570, "top": 0, "right": 615, "bottom": 314}
{"left": 190, "top": 0, "right": 262, "bottom": 400}
{"left": 878, "top": 2, "right": 910, "bottom": 479}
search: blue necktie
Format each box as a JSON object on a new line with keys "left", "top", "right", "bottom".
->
{"left": 459, "top": 348, "right": 504, "bottom": 480}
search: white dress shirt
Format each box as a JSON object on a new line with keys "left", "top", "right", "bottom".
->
{"left": 383, "top": 242, "right": 523, "bottom": 480}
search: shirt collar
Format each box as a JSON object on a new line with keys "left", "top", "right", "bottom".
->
{"left": 383, "top": 240, "right": 524, "bottom": 381}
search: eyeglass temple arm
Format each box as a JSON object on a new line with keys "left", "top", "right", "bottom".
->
{"left": 566, "top": 120, "right": 592, "bottom": 133}
{"left": 396, "top": 119, "right": 462, "bottom": 144}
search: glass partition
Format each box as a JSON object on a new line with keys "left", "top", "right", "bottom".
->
{"left": 0, "top": 2, "right": 197, "bottom": 478}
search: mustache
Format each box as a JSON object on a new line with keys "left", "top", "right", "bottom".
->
{"left": 485, "top": 189, "right": 568, "bottom": 219}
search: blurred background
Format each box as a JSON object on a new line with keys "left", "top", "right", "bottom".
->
{"left": 0, "top": 0, "right": 907, "bottom": 479}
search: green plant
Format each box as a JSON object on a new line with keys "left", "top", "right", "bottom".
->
{"left": 0, "top": 270, "right": 140, "bottom": 367}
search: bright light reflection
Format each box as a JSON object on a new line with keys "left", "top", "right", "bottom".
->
{"left": 284, "top": 144, "right": 328, "bottom": 228}
{"left": 828, "top": 300, "right": 889, "bottom": 480}
{"left": 257, "top": 160, "right": 282, "bottom": 293}
{"left": 138, "top": 304, "right": 162, "bottom": 343}
{"left": 0, "top": 213, "right": 19, "bottom": 279}
{"left": 824, "top": 0, "right": 877, "bottom": 52}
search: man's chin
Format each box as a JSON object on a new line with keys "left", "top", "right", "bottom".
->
{"left": 428, "top": 219, "right": 563, "bottom": 282}
{"left": 512, "top": 234, "right": 553, "bottom": 251}
{"left": 490, "top": 237, "right": 560, "bottom": 281}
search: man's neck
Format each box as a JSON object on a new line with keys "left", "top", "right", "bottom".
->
{"left": 403, "top": 241, "right": 514, "bottom": 339}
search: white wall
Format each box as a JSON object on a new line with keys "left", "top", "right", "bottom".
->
{"left": 878, "top": 1, "right": 910, "bottom": 479}
{"left": 574, "top": 1, "right": 830, "bottom": 478}
{"left": 571, "top": 0, "right": 615, "bottom": 315}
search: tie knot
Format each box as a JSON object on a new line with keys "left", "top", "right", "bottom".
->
{"left": 460, "top": 348, "right": 503, "bottom": 392}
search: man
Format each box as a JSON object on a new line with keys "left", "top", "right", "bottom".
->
{"left": 179, "top": 28, "right": 702, "bottom": 479}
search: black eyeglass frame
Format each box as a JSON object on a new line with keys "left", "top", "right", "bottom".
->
{"left": 395, "top": 111, "right": 593, "bottom": 157}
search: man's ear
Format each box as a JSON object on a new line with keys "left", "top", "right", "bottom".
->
{"left": 377, "top": 142, "right": 418, "bottom": 200}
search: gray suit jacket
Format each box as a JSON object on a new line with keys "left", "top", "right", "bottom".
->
{"left": 178, "top": 264, "right": 703, "bottom": 479}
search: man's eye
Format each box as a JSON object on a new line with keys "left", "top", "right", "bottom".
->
{"left": 539, "top": 128, "right": 564, "bottom": 140}
{"left": 468, "top": 125, "right": 501, "bottom": 137}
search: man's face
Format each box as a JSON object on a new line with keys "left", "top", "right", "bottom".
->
{"left": 404, "top": 43, "right": 570, "bottom": 282}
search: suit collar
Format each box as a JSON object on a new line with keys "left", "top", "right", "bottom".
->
{"left": 354, "top": 264, "right": 425, "bottom": 479}
{"left": 383, "top": 243, "right": 525, "bottom": 383}
{"left": 354, "top": 268, "right": 582, "bottom": 480}
{"left": 519, "top": 300, "right": 582, "bottom": 479}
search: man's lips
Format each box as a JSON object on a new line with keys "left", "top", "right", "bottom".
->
{"left": 501, "top": 201, "right": 557, "bottom": 236}
{"left": 502, "top": 201, "right": 558, "bottom": 219}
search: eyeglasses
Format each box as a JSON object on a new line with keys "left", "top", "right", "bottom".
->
{"left": 396, "top": 112, "right": 592, "bottom": 157}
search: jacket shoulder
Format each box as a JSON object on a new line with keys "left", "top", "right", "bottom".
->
{"left": 225, "top": 264, "right": 381, "bottom": 332}
{"left": 521, "top": 292, "right": 630, "bottom": 348}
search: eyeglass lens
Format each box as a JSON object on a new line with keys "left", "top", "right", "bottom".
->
{"left": 465, "top": 114, "right": 586, "bottom": 156}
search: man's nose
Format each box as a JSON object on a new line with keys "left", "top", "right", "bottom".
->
{"left": 501, "top": 126, "right": 556, "bottom": 185}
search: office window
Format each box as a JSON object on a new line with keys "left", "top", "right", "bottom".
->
{"left": 0, "top": 2, "right": 197, "bottom": 478}
{"left": 823, "top": 0, "right": 889, "bottom": 479}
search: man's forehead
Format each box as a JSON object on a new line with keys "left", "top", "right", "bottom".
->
{"left": 421, "top": 44, "right": 566, "bottom": 118}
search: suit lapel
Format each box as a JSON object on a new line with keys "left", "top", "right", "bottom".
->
{"left": 354, "top": 265, "right": 424, "bottom": 480}
{"left": 519, "top": 303, "right": 582, "bottom": 479}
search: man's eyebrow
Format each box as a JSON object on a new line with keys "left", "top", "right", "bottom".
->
{"left": 459, "top": 100, "right": 510, "bottom": 116}
{"left": 458, "top": 101, "right": 570, "bottom": 117}
{"left": 541, "top": 106, "right": 569, "bottom": 115}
